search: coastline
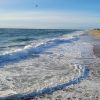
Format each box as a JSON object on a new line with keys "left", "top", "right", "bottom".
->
{"left": 30, "top": 30, "right": 100, "bottom": 100}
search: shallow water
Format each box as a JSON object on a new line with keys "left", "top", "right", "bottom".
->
{"left": 0, "top": 29, "right": 94, "bottom": 99}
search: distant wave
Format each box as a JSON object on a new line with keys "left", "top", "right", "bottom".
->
{"left": 12, "top": 37, "right": 36, "bottom": 42}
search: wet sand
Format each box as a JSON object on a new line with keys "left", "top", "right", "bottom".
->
{"left": 93, "top": 45, "right": 100, "bottom": 57}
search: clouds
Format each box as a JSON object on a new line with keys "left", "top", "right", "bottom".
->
{"left": 0, "top": 11, "right": 100, "bottom": 29}
{"left": 0, "top": 0, "right": 100, "bottom": 29}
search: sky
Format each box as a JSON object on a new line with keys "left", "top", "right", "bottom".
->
{"left": 0, "top": 0, "right": 100, "bottom": 29}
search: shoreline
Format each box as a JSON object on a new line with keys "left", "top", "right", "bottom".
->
{"left": 0, "top": 30, "right": 100, "bottom": 100}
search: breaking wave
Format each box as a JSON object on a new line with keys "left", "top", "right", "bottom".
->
{"left": 0, "top": 37, "right": 79, "bottom": 66}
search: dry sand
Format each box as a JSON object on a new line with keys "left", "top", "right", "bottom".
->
{"left": 89, "top": 30, "right": 100, "bottom": 38}
{"left": 93, "top": 45, "right": 100, "bottom": 57}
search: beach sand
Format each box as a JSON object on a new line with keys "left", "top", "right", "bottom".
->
{"left": 89, "top": 30, "right": 100, "bottom": 38}
{"left": 89, "top": 30, "right": 100, "bottom": 58}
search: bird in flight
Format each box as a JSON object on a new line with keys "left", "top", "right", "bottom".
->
{"left": 33, "top": 0, "right": 39, "bottom": 8}
{"left": 35, "top": 4, "right": 38, "bottom": 8}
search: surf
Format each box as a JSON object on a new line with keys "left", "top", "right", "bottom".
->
{"left": 0, "top": 36, "right": 79, "bottom": 66}
{"left": 0, "top": 29, "right": 92, "bottom": 99}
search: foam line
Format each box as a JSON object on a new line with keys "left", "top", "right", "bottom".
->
{"left": 0, "top": 65, "right": 89, "bottom": 100}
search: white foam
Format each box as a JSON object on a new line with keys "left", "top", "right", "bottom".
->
{"left": 1, "top": 31, "right": 84, "bottom": 56}
{"left": 0, "top": 30, "right": 94, "bottom": 96}
{"left": 62, "top": 31, "right": 85, "bottom": 39}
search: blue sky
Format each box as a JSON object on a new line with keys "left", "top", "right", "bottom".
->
{"left": 0, "top": 0, "right": 100, "bottom": 29}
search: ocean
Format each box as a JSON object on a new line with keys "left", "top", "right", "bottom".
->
{"left": 0, "top": 29, "right": 95, "bottom": 99}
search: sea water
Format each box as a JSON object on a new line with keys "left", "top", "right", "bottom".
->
{"left": 0, "top": 29, "right": 95, "bottom": 98}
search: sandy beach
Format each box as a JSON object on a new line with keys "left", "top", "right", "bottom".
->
{"left": 89, "top": 30, "right": 100, "bottom": 38}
